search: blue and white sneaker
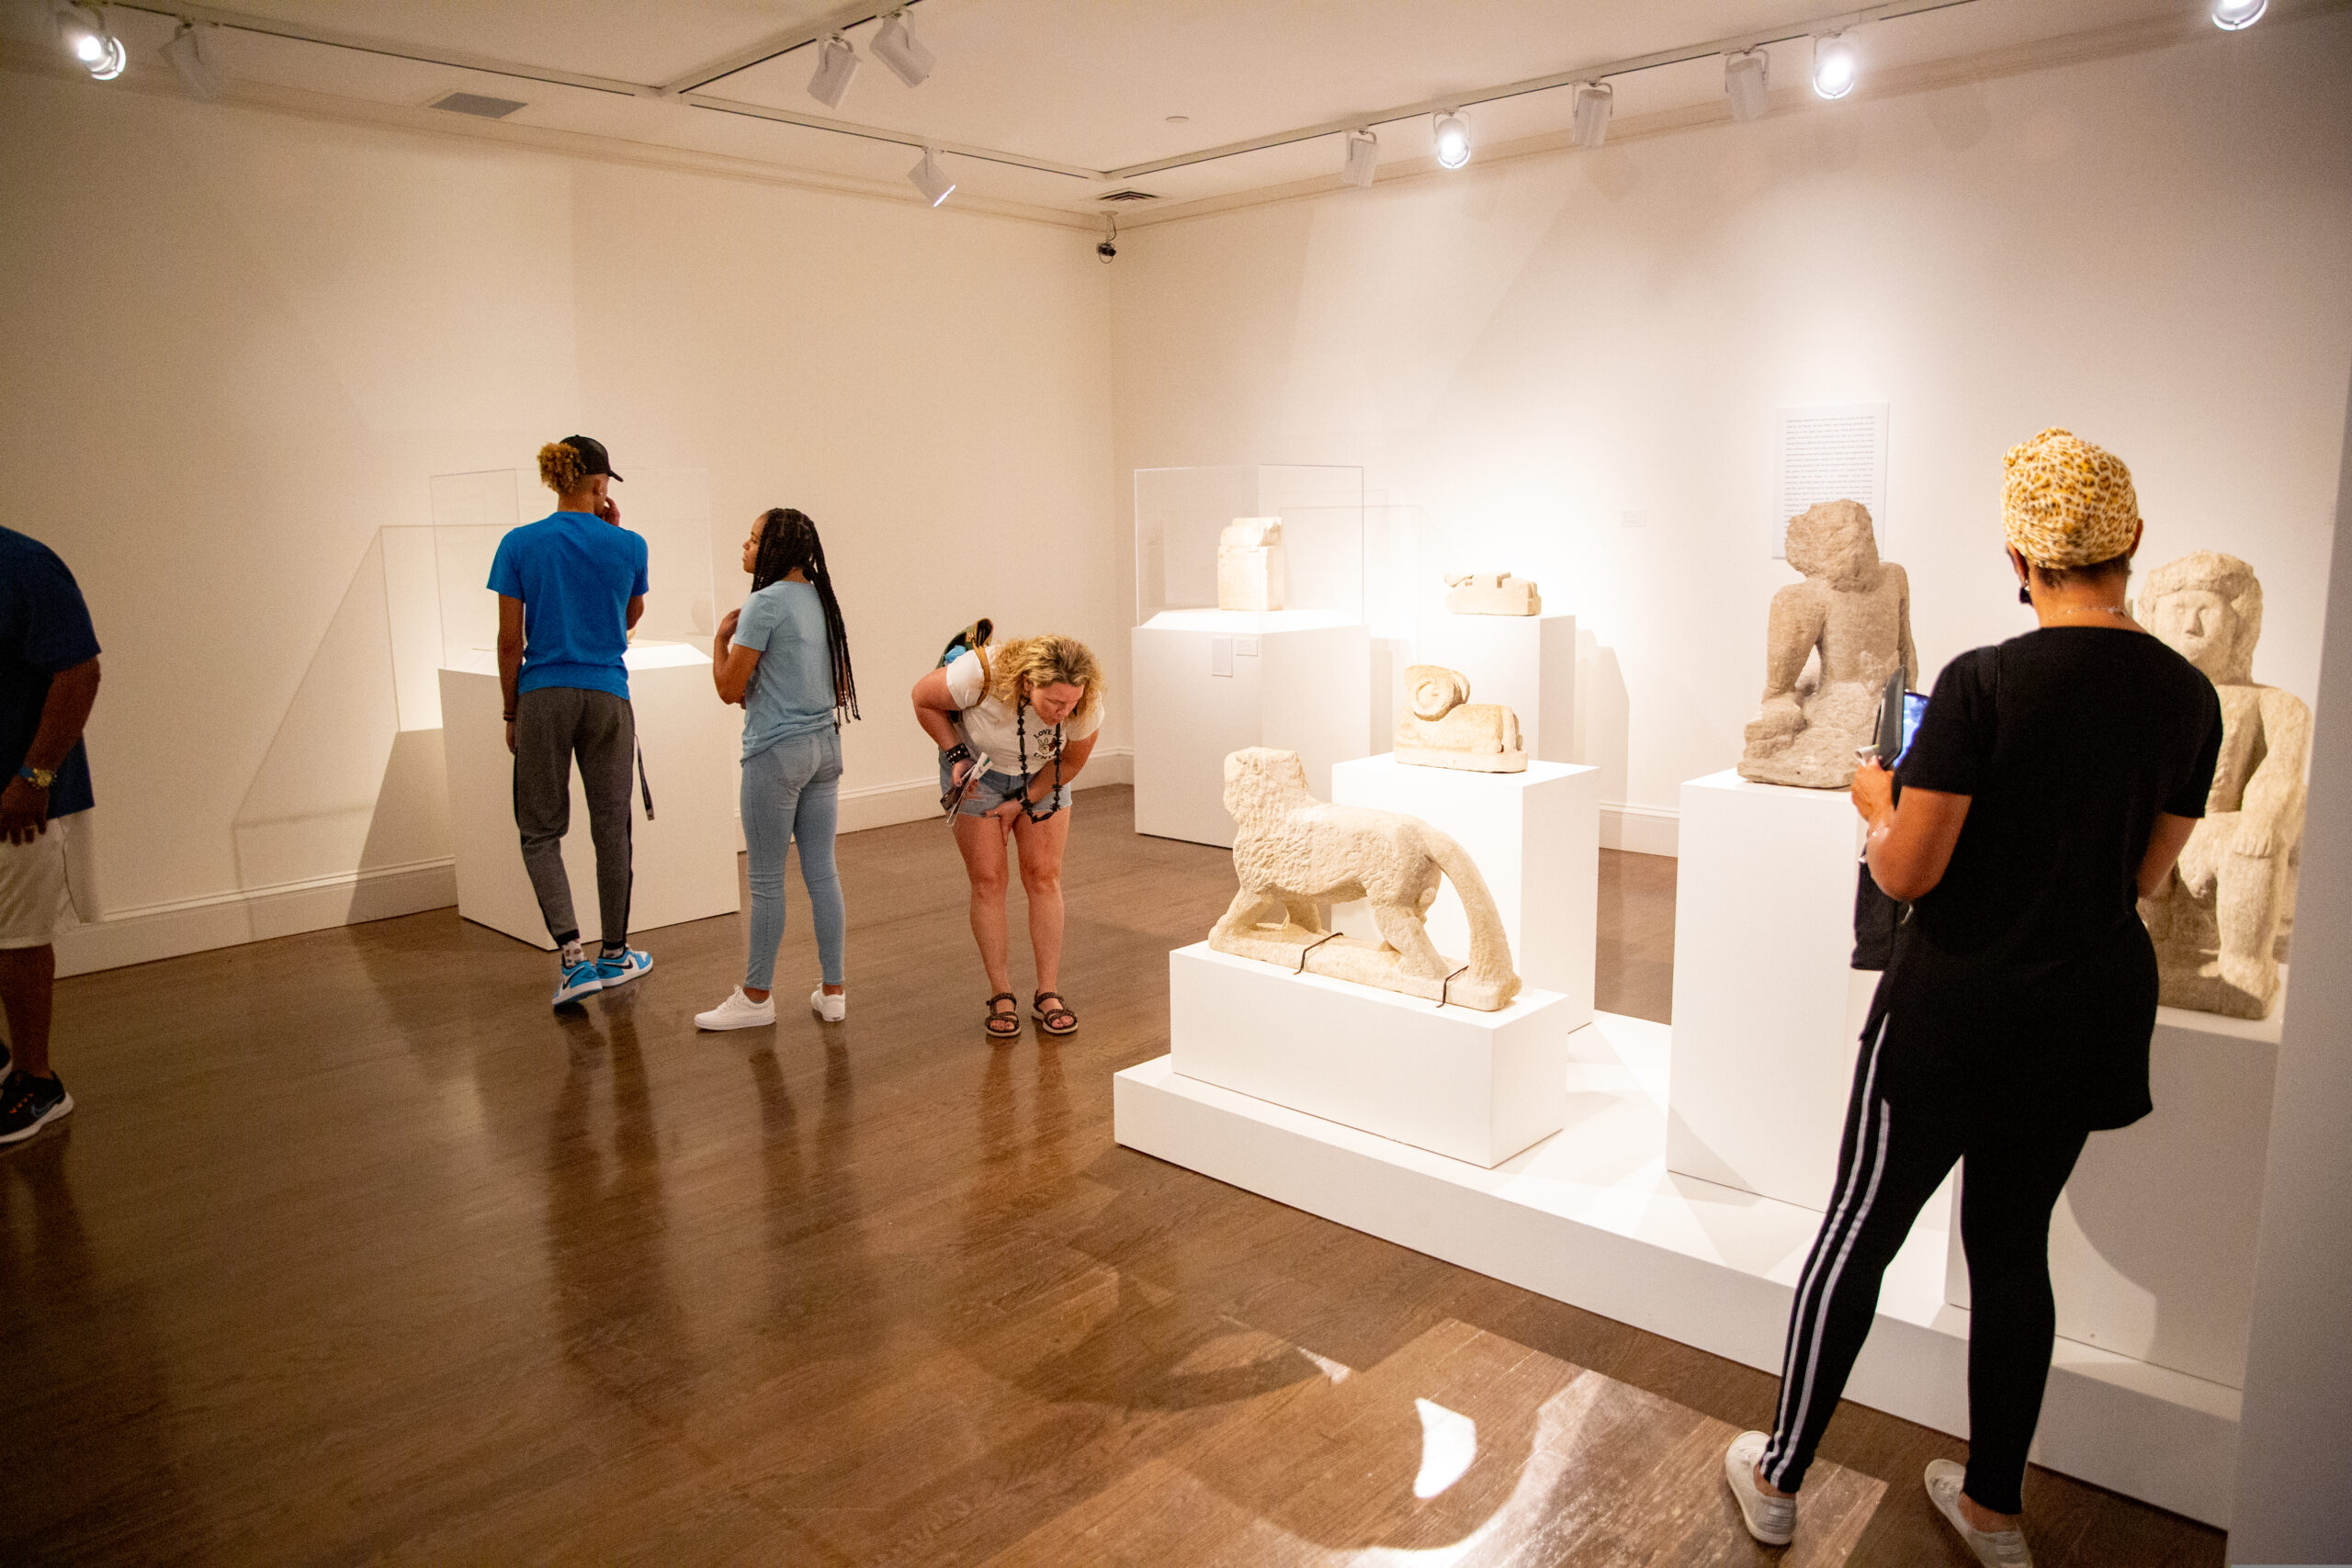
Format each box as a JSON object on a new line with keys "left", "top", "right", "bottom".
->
{"left": 552, "top": 956, "right": 605, "bottom": 1008}
{"left": 594, "top": 946, "right": 652, "bottom": 988}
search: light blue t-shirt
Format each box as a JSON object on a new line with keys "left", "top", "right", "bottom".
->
{"left": 486, "top": 512, "right": 650, "bottom": 699}
{"left": 732, "top": 580, "right": 840, "bottom": 759}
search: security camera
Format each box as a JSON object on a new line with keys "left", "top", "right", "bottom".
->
{"left": 1096, "top": 239, "right": 1117, "bottom": 264}
{"left": 1096, "top": 214, "right": 1117, "bottom": 264}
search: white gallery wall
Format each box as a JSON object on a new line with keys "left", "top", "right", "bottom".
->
{"left": 1108, "top": 13, "right": 2352, "bottom": 837}
{"left": 0, "top": 70, "right": 1115, "bottom": 968}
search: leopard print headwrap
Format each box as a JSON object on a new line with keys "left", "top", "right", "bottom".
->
{"left": 2001, "top": 427, "right": 2141, "bottom": 569}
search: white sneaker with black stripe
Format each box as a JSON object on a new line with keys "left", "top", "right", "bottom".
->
{"left": 1724, "top": 1431, "right": 1797, "bottom": 1546}
{"left": 1927, "top": 1460, "right": 2032, "bottom": 1566}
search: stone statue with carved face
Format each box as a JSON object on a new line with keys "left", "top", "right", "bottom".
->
{"left": 1738, "top": 500, "right": 1917, "bottom": 790}
{"left": 2136, "top": 551, "right": 2309, "bottom": 1019}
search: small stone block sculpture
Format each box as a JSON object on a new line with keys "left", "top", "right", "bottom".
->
{"left": 1216, "top": 517, "right": 1285, "bottom": 612}
{"left": 1394, "top": 664, "right": 1527, "bottom": 773}
{"left": 1444, "top": 572, "right": 1541, "bottom": 615}
{"left": 1738, "top": 500, "right": 1916, "bottom": 790}
{"left": 1209, "top": 747, "right": 1521, "bottom": 1010}
{"left": 2137, "top": 551, "right": 2309, "bottom": 1020}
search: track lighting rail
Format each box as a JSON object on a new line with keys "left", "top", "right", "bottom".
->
{"left": 95, "top": 0, "right": 1988, "bottom": 192}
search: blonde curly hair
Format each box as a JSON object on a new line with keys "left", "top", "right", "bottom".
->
{"left": 987, "top": 635, "right": 1104, "bottom": 727}
{"left": 537, "top": 440, "right": 590, "bottom": 496}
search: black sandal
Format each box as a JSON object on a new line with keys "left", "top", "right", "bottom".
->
{"left": 984, "top": 992, "right": 1022, "bottom": 1042}
{"left": 1032, "top": 990, "right": 1078, "bottom": 1037}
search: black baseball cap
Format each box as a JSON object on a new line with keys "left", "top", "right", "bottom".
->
{"left": 561, "top": 434, "right": 623, "bottom": 482}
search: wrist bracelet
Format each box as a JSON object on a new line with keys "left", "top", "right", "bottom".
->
{"left": 503, "top": 712, "right": 516, "bottom": 722}
{"left": 942, "top": 741, "right": 973, "bottom": 766}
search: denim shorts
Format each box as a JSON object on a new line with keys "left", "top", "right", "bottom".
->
{"left": 940, "top": 757, "right": 1074, "bottom": 818}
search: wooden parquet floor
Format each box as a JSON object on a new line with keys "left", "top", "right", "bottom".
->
{"left": 0, "top": 786, "right": 2225, "bottom": 1565}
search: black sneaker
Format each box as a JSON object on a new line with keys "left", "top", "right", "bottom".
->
{"left": 0, "top": 1072, "right": 72, "bottom": 1147}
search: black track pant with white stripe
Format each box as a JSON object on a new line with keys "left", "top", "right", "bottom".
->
{"left": 1759, "top": 1021, "right": 2089, "bottom": 1517}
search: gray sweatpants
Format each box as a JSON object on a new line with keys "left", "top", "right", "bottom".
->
{"left": 513, "top": 685, "right": 634, "bottom": 949}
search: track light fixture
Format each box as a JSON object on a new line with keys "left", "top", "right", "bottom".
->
{"left": 871, "top": 8, "right": 934, "bottom": 88}
{"left": 1724, "top": 48, "right": 1770, "bottom": 122}
{"left": 1571, "top": 82, "right": 1612, "bottom": 150}
{"left": 1341, "top": 129, "right": 1378, "bottom": 188}
{"left": 161, "top": 21, "right": 225, "bottom": 100}
{"left": 1812, "top": 33, "right": 1858, "bottom": 99}
{"left": 2211, "top": 0, "right": 2267, "bottom": 26}
{"left": 55, "top": 3, "right": 125, "bottom": 80}
{"left": 1432, "top": 111, "right": 1472, "bottom": 170}
{"left": 808, "top": 32, "right": 858, "bottom": 108}
{"left": 908, "top": 145, "right": 955, "bottom": 207}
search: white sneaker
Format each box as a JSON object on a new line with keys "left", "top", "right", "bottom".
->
{"left": 1927, "top": 1460, "right": 2032, "bottom": 1567}
{"left": 809, "top": 987, "right": 846, "bottom": 1022}
{"left": 1724, "top": 1431, "right": 1796, "bottom": 1546}
{"left": 695, "top": 987, "right": 776, "bottom": 1031}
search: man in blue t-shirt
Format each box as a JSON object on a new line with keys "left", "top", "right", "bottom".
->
{"left": 0, "top": 527, "right": 102, "bottom": 1146}
{"left": 489, "top": 435, "right": 655, "bottom": 1007}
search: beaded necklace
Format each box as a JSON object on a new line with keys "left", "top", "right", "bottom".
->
{"left": 1012, "top": 700, "right": 1065, "bottom": 822}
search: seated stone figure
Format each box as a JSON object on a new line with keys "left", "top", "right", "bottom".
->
{"left": 2137, "top": 551, "right": 2309, "bottom": 1020}
{"left": 1738, "top": 500, "right": 1916, "bottom": 790}
{"left": 1209, "top": 747, "right": 1520, "bottom": 1010}
{"left": 1394, "top": 664, "right": 1526, "bottom": 773}
{"left": 1216, "top": 517, "right": 1284, "bottom": 612}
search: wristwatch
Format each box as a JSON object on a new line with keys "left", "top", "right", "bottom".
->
{"left": 16, "top": 766, "right": 54, "bottom": 789}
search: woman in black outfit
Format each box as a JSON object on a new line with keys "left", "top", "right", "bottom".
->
{"left": 1723, "top": 429, "right": 2223, "bottom": 1567}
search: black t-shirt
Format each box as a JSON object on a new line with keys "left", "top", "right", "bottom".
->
{"left": 1873, "top": 627, "right": 2222, "bottom": 1130}
{"left": 0, "top": 527, "right": 101, "bottom": 817}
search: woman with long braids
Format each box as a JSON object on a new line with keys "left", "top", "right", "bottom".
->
{"left": 910, "top": 635, "right": 1104, "bottom": 1041}
{"left": 695, "top": 508, "right": 860, "bottom": 1031}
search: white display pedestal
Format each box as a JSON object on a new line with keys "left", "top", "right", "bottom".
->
{"left": 1949, "top": 982, "right": 2283, "bottom": 1391}
{"left": 1170, "top": 943, "right": 1573, "bottom": 1168}
{"left": 1114, "top": 1012, "right": 2240, "bottom": 1529}
{"left": 439, "top": 644, "right": 741, "bottom": 950}
{"left": 1668, "top": 770, "right": 1872, "bottom": 1212}
{"left": 1413, "top": 611, "right": 1577, "bottom": 764}
{"left": 1131, "top": 610, "right": 1370, "bottom": 848}
{"left": 1329, "top": 754, "right": 1599, "bottom": 1032}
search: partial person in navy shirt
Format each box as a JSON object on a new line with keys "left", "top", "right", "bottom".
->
{"left": 0, "top": 526, "right": 102, "bottom": 1146}
{"left": 488, "top": 435, "right": 654, "bottom": 1008}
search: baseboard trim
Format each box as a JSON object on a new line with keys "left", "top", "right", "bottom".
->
{"left": 55, "top": 858, "right": 459, "bottom": 978}
{"left": 1602, "top": 802, "right": 1679, "bottom": 858}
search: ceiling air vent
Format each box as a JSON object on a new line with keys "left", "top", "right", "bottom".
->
{"left": 428, "top": 91, "right": 528, "bottom": 119}
{"left": 1097, "top": 189, "right": 1160, "bottom": 203}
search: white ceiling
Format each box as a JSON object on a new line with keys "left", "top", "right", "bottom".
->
{"left": 14, "top": 0, "right": 2233, "bottom": 220}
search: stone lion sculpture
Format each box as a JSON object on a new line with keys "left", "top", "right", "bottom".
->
{"left": 1208, "top": 747, "right": 1521, "bottom": 1010}
{"left": 1444, "top": 572, "right": 1541, "bottom": 615}
{"left": 2136, "top": 550, "right": 2309, "bottom": 1019}
{"left": 1739, "top": 499, "right": 1916, "bottom": 789}
{"left": 1394, "top": 664, "right": 1527, "bottom": 773}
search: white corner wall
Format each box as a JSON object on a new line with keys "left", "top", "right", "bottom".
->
{"left": 1108, "top": 14, "right": 2352, "bottom": 829}
{"left": 2227, "top": 361, "right": 2352, "bottom": 1567}
{"left": 0, "top": 70, "right": 1116, "bottom": 971}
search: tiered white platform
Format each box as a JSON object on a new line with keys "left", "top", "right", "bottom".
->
{"left": 1116, "top": 1010, "right": 2240, "bottom": 1529}
{"left": 1132, "top": 609, "right": 1370, "bottom": 848}
{"left": 439, "top": 643, "right": 741, "bottom": 950}
{"left": 1330, "top": 753, "right": 1599, "bottom": 1028}
{"left": 1415, "top": 610, "right": 1577, "bottom": 763}
{"left": 1171, "top": 943, "right": 1574, "bottom": 1168}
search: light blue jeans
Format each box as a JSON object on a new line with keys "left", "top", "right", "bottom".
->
{"left": 741, "top": 728, "right": 844, "bottom": 990}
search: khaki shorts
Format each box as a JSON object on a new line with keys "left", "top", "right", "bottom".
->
{"left": 0, "top": 812, "right": 90, "bottom": 949}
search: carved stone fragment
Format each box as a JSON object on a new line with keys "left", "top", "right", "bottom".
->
{"left": 1738, "top": 500, "right": 1916, "bottom": 790}
{"left": 2137, "top": 551, "right": 2309, "bottom": 1020}
{"left": 1394, "top": 664, "right": 1527, "bottom": 773}
{"left": 1208, "top": 747, "right": 1521, "bottom": 1010}
{"left": 1443, "top": 572, "right": 1541, "bottom": 615}
{"left": 1216, "top": 517, "right": 1285, "bottom": 612}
